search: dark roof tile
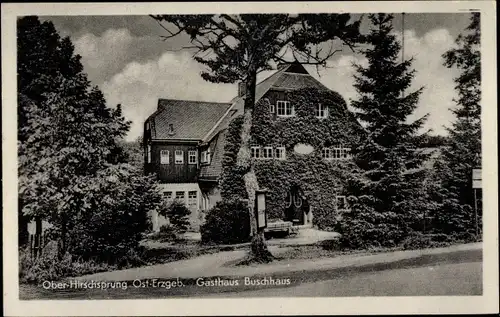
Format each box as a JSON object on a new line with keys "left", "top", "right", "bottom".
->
{"left": 150, "top": 99, "right": 230, "bottom": 140}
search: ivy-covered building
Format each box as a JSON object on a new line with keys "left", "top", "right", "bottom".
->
{"left": 144, "top": 61, "right": 362, "bottom": 232}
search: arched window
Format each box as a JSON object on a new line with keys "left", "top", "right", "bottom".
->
{"left": 294, "top": 195, "right": 303, "bottom": 207}
{"left": 285, "top": 191, "right": 293, "bottom": 208}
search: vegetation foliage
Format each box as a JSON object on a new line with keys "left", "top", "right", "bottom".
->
{"left": 335, "top": 14, "right": 432, "bottom": 249}
{"left": 17, "top": 16, "right": 168, "bottom": 281}
{"left": 429, "top": 13, "right": 482, "bottom": 238}
{"left": 219, "top": 88, "right": 363, "bottom": 230}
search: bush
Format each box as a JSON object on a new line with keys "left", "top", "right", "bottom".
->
{"left": 148, "top": 224, "right": 179, "bottom": 242}
{"left": 53, "top": 168, "right": 158, "bottom": 265}
{"left": 19, "top": 241, "right": 116, "bottom": 284}
{"left": 163, "top": 200, "right": 191, "bottom": 234}
{"left": 200, "top": 199, "right": 251, "bottom": 244}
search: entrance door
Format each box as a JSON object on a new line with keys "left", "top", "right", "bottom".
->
{"left": 285, "top": 186, "right": 309, "bottom": 225}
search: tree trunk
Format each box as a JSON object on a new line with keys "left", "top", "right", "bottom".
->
{"left": 59, "top": 213, "right": 67, "bottom": 259}
{"left": 237, "top": 66, "right": 273, "bottom": 263}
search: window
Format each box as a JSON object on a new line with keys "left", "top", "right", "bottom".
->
{"left": 322, "top": 148, "right": 333, "bottom": 160}
{"left": 294, "top": 195, "right": 303, "bottom": 207}
{"left": 251, "top": 146, "right": 261, "bottom": 159}
{"left": 175, "top": 150, "right": 184, "bottom": 164}
{"left": 146, "top": 122, "right": 150, "bottom": 130}
{"left": 270, "top": 104, "right": 275, "bottom": 113}
{"left": 188, "top": 150, "right": 197, "bottom": 164}
{"left": 147, "top": 145, "right": 151, "bottom": 163}
{"left": 276, "top": 100, "right": 294, "bottom": 117}
{"left": 323, "top": 145, "right": 352, "bottom": 160}
{"left": 275, "top": 146, "right": 286, "bottom": 160}
{"left": 201, "top": 149, "right": 211, "bottom": 164}
{"left": 175, "top": 191, "right": 185, "bottom": 203}
{"left": 262, "top": 147, "right": 273, "bottom": 159}
{"left": 316, "top": 104, "right": 328, "bottom": 119}
{"left": 188, "top": 191, "right": 197, "bottom": 207}
{"left": 160, "top": 150, "right": 170, "bottom": 164}
{"left": 333, "top": 146, "right": 342, "bottom": 159}
{"left": 342, "top": 147, "right": 351, "bottom": 159}
{"left": 285, "top": 191, "right": 293, "bottom": 208}
{"left": 336, "top": 195, "right": 349, "bottom": 211}
{"left": 164, "top": 191, "right": 173, "bottom": 200}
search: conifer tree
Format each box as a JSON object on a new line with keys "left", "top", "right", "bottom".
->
{"left": 431, "top": 13, "right": 481, "bottom": 238}
{"left": 338, "top": 14, "right": 429, "bottom": 249}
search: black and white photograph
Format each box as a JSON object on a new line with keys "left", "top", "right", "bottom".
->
{"left": 2, "top": 1, "right": 498, "bottom": 316}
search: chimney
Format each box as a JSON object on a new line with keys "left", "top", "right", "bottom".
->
{"left": 168, "top": 123, "right": 175, "bottom": 135}
{"left": 238, "top": 82, "right": 247, "bottom": 97}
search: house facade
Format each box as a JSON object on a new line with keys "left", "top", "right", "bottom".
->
{"left": 144, "top": 62, "right": 361, "bottom": 232}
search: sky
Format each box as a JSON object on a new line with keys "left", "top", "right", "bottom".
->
{"left": 41, "top": 13, "right": 474, "bottom": 141}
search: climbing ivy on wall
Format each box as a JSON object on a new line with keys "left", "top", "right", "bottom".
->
{"left": 219, "top": 88, "right": 365, "bottom": 230}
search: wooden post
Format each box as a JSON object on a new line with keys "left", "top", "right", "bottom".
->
{"left": 474, "top": 188, "right": 478, "bottom": 236}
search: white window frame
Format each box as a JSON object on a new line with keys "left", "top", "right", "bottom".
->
{"left": 333, "top": 146, "right": 342, "bottom": 159}
{"left": 276, "top": 100, "right": 294, "bottom": 117}
{"left": 188, "top": 150, "right": 197, "bottom": 165}
{"left": 342, "top": 147, "right": 351, "bottom": 159}
{"left": 251, "top": 146, "right": 261, "bottom": 159}
{"left": 188, "top": 191, "right": 197, "bottom": 207}
{"left": 275, "top": 146, "right": 286, "bottom": 160}
{"left": 316, "top": 103, "right": 328, "bottom": 119}
{"left": 322, "top": 147, "right": 333, "bottom": 160}
{"left": 293, "top": 195, "right": 303, "bottom": 207}
{"left": 175, "top": 191, "right": 186, "bottom": 204}
{"left": 160, "top": 150, "right": 170, "bottom": 165}
{"left": 262, "top": 146, "right": 274, "bottom": 159}
{"left": 174, "top": 150, "right": 184, "bottom": 164}
{"left": 164, "top": 191, "right": 173, "bottom": 201}
{"left": 270, "top": 104, "right": 275, "bottom": 113}
{"left": 147, "top": 145, "right": 151, "bottom": 163}
{"left": 201, "top": 149, "right": 211, "bottom": 164}
{"left": 336, "top": 195, "right": 349, "bottom": 211}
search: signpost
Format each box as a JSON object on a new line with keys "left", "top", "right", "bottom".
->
{"left": 472, "top": 168, "right": 482, "bottom": 236}
{"left": 255, "top": 189, "right": 268, "bottom": 230}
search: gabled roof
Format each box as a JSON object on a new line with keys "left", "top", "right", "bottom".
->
{"left": 148, "top": 99, "right": 231, "bottom": 140}
{"left": 202, "top": 61, "right": 335, "bottom": 143}
{"left": 198, "top": 129, "right": 227, "bottom": 180}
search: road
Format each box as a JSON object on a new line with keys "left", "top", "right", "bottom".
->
{"left": 211, "top": 262, "right": 482, "bottom": 297}
{"left": 19, "top": 245, "right": 482, "bottom": 299}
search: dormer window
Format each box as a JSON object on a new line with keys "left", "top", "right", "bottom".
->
{"left": 276, "top": 101, "right": 294, "bottom": 117}
{"left": 316, "top": 104, "right": 328, "bottom": 119}
{"left": 168, "top": 124, "right": 175, "bottom": 135}
{"left": 201, "top": 149, "right": 211, "bottom": 164}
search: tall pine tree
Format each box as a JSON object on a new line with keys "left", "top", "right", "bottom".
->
{"left": 431, "top": 13, "right": 481, "bottom": 238}
{"left": 338, "top": 14, "right": 429, "bottom": 249}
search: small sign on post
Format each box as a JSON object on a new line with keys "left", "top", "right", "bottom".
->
{"left": 255, "top": 189, "right": 268, "bottom": 229}
{"left": 472, "top": 168, "right": 482, "bottom": 236}
{"left": 472, "top": 168, "right": 482, "bottom": 189}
